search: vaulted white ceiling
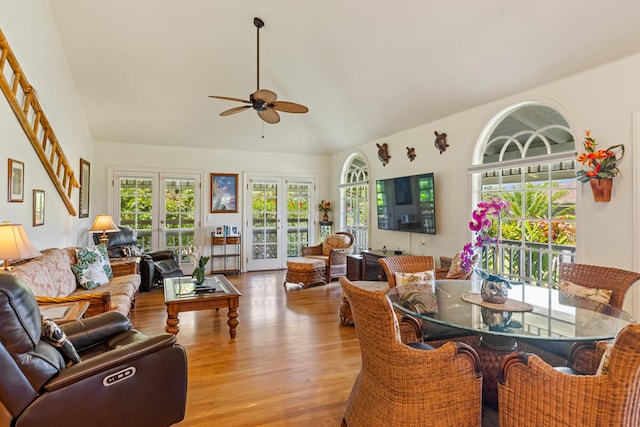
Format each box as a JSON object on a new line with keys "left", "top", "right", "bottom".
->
{"left": 49, "top": 0, "right": 640, "bottom": 155}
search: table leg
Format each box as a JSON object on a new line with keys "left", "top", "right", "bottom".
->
{"left": 227, "top": 307, "right": 239, "bottom": 338}
{"left": 166, "top": 305, "right": 180, "bottom": 335}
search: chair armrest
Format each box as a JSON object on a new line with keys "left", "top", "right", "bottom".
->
{"left": 146, "top": 249, "right": 178, "bottom": 263}
{"left": 61, "top": 311, "right": 133, "bottom": 351}
{"left": 566, "top": 340, "right": 609, "bottom": 375}
{"left": 44, "top": 333, "right": 180, "bottom": 391}
{"left": 302, "top": 244, "right": 323, "bottom": 256}
{"left": 398, "top": 313, "right": 423, "bottom": 344}
{"left": 36, "top": 293, "right": 111, "bottom": 318}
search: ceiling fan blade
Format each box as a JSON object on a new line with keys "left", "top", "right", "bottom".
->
{"left": 220, "top": 105, "right": 251, "bottom": 116}
{"left": 253, "top": 89, "right": 277, "bottom": 103}
{"left": 258, "top": 108, "right": 280, "bottom": 124}
{"left": 272, "top": 101, "right": 309, "bottom": 114}
{"left": 209, "top": 95, "right": 251, "bottom": 104}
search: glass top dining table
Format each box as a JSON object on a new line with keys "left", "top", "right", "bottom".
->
{"left": 387, "top": 279, "right": 636, "bottom": 343}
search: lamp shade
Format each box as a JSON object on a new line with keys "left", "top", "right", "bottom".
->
{"left": 0, "top": 222, "right": 42, "bottom": 270}
{"left": 89, "top": 215, "right": 120, "bottom": 234}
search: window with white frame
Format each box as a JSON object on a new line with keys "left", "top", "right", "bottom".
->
{"left": 471, "top": 104, "right": 577, "bottom": 287}
{"left": 340, "top": 154, "right": 369, "bottom": 253}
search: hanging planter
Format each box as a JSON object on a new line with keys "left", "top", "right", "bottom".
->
{"left": 576, "top": 130, "right": 624, "bottom": 203}
{"left": 589, "top": 178, "right": 613, "bottom": 202}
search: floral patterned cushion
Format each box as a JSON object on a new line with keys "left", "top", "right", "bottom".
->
{"left": 559, "top": 279, "right": 612, "bottom": 304}
{"left": 394, "top": 270, "right": 435, "bottom": 286}
{"left": 13, "top": 248, "right": 78, "bottom": 297}
{"left": 72, "top": 246, "right": 112, "bottom": 290}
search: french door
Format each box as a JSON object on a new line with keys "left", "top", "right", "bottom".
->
{"left": 112, "top": 171, "right": 201, "bottom": 270}
{"left": 245, "top": 176, "right": 314, "bottom": 271}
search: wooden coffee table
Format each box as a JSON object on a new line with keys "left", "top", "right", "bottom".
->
{"left": 164, "top": 275, "right": 241, "bottom": 338}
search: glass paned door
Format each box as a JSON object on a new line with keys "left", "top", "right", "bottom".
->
{"left": 245, "top": 176, "right": 315, "bottom": 271}
{"left": 114, "top": 171, "right": 200, "bottom": 271}
{"left": 162, "top": 177, "right": 197, "bottom": 264}
{"left": 247, "top": 179, "right": 282, "bottom": 271}
{"left": 286, "top": 181, "right": 311, "bottom": 257}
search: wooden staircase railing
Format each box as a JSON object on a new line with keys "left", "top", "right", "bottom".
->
{"left": 0, "top": 28, "right": 79, "bottom": 216}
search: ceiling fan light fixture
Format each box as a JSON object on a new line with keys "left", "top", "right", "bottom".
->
{"left": 208, "top": 17, "right": 308, "bottom": 124}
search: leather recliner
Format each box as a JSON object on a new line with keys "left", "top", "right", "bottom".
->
{"left": 0, "top": 273, "right": 188, "bottom": 427}
{"left": 94, "top": 226, "right": 184, "bottom": 292}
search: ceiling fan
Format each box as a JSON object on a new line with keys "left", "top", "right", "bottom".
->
{"left": 209, "top": 17, "right": 308, "bottom": 124}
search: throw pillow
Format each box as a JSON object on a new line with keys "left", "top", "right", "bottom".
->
{"left": 596, "top": 342, "right": 615, "bottom": 376}
{"left": 72, "top": 246, "right": 111, "bottom": 289}
{"left": 558, "top": 280, "right": 613, "bottom": 304}
{"left": 446, "top": 252, "right": 478, "bottom": 279}
{"left": 41, "top": 316, "right": 81, "bottom": 366}
{"left": 394, "top": 270, "right": 435, "bottom": 286}
{"left": 76, "top": 245, "right": 113, "bottom": 279}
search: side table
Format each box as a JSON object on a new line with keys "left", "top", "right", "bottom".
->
{"left": 39, "top": 301, "right": 90, "bottom": 324}
{"left": 346, "top": 254, "right": 362, "bottom": 281}
{"left": 109, "top": 257, "right": 140, "bottom": 276}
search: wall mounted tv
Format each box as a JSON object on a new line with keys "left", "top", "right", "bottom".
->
{"left": 376, "top": 172, "right": 436, "bottom": 234}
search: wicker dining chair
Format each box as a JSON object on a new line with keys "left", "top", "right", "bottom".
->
{"left": 498, "top": 323, "right": 640, "bottom": 427}
{"left": 519, "top": 262, "right": 640, "bottom": 369}
{"left": 378, "top": 255, "right": 435, "bottom": 288}
{"left": 340, "top": 277, "right": 483, "bottom": 427}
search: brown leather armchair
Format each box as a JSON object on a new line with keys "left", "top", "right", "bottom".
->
{"left": 0, "top": 273, "right": 187, "bottom": 427}
{"left": 302, "top": 231, "right": 354, "bottom": 282}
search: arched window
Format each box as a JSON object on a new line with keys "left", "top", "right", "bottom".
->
{"left": 340, "top": 153, "right": 369, "bottom": 253}
{"left": 471, "top": 103, "right": 577, "bottom": 286}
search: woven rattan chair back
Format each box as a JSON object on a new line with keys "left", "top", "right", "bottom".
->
{"left": 560, "top": 263, "right": 640, "bottom": 309}
{"left": 340, "top": 277, "right": 482, "bottom": 427}
{"left": 499, "top": 323, "right": 640, "bottom": 427}
{"left": 378, "top": 255, "right": 435, "bottom": 287}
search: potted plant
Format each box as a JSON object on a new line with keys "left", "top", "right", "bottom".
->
{"left": 318, "top": 200, "right": 331, "bottom": 222}
{"left": 188, "top": 247, "right": 210, "bottom": 285}
{"left": 576, "top": 130, "right": 625, "bottom": 202}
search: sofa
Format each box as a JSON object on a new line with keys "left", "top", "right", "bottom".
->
{"left": 95, "top": 226, "right": 184, "bottom": 292}
{"left": 302, "top": 231, "right": 355, "bottom": 282}
{"left": 12, "top": 247, "right": 140, "bottom": 317}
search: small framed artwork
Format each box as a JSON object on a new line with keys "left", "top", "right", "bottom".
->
{"left": 230, "top": 226, "right": 240, "bottom": 236}
{"left": 79, "top": 158, "right": 90, "bottom": 218}
{"left": 8, "top": 159, "right": 24, "bottom": 202}
{"left": 33, "top": 189, "right": 45, "bottom": 226}
{"left": 214, "top": 226, "right": 224, "bottom": 237}
{"left": 210, "top": 173, "right": 238, "bottom": 213}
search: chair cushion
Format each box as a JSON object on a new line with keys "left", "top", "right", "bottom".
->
{"left": 559, "top": 279, "right": 612, "bottom": 304}
{"left": 394, "top": 271, "right": 435, "bottom": 286}
{"left": 596, "top": 342, "right": 615, "bottom": 375}
{"left": 41, "top": 316, "right": 81, "bottom": 366}
{"left": 154, "top": 259, "right": 182, "bottom": 277}
{"left": 287, "top": 257, "right": 325, "bottom": 271}
{"left": 407, "top": 341, "right": 435, "bottom": 350}
{"left": 322, "top": 234, "right": 352, "bottom": 256}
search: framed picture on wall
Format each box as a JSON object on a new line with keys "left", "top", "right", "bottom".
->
{"left": 210, "top": 173, "right": 238, "bottom": 213}
{"left": 79, "top": 158, "right": 90, "bottom": 218}
{"left": 8, "top": 159, "right": 24, "bottom": 202}
{"left": 33, "top": 189, "right": 45, "bottom": 226}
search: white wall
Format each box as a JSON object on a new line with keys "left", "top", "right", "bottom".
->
{"left": 0, "top": 1, "right": 94, "bottom": 249}
{"left": 330, "top": 52, "right": 640, "bottom": 315}
{"left": 92, "top": 141, "right": 331, "bottom": 252}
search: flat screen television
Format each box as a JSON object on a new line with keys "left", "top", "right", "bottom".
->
{"left": 376, "top": 172, "right": 436, "bottom": 234}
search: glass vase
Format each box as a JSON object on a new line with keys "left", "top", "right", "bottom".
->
{"left": 192, "top": 267, "right": 205, "bottom": 285}
{"left": 480, "top": 278, "right": 508, "bottom": 304}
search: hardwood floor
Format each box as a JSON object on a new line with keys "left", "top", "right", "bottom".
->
{"left": 130, "top": 270, "right": 499, "bottom": 426}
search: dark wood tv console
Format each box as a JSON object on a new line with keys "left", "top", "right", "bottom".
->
{"left": 361, "top": 250, "right": 396, "bottom": 281}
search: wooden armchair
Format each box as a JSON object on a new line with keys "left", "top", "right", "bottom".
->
{"left": 302, "top": 231, "right": 354, "bottom": 282}
{"left": 499, "top": 323, "right": 640, "bottom": 427}
{"left": 340, "top": 277, "right": 482, "bottom": 427}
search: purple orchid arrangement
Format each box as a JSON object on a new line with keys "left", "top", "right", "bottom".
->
{"left": 460, "top": 197, "right": 511, "bottom": 272}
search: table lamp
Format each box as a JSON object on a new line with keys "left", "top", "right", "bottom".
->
{"left": 89, "top": 214, "right": 120, "bottom": 245}
{"left": 0, "top": 222, "right": 42, "bottom": 271}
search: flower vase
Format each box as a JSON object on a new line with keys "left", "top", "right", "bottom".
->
{"left": 590, "top": 178, "right": 612, "bottom": 202}
{"left": 480, "top": 278, "right": 508, "bottom": 304}
{"left": 323, "top": 213, "right": 329, "bottom": 222}
{"left": 192, "top": 267, "right": 205, "bottom": 285}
